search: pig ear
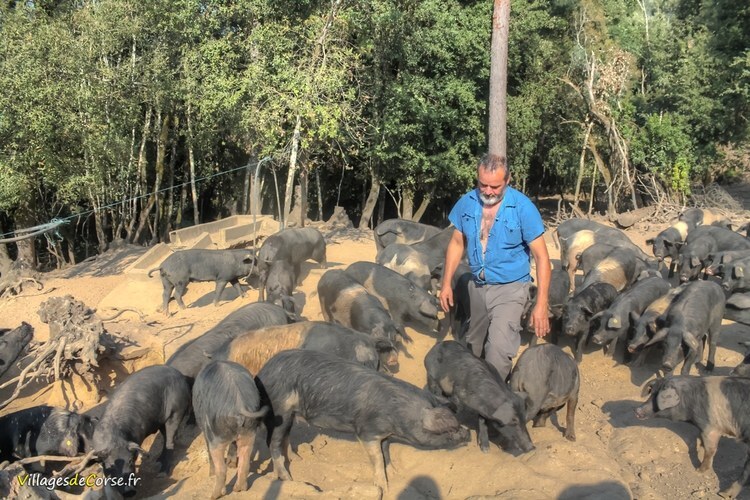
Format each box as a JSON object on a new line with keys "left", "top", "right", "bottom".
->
{"left": 127, "top": 442, "right": 147, "bottom": 455}
{"left": 645, "top": 238, "right": 655, "bottom": 245}
{"left": 690, "top": 256, "right": 701, "bottom": 268}
{"left": 607, "top": 316, "right": 621, "bottom": 329}
{"left": 590, "top": 311, "right": 604, "bottom": 322}
{"left": 629, "top": 311, "right": 641, "bottom": 324}
{"left": 735, "top": 266, "right": 745, "bottom": 278}
{"left": 645, "top": 328, "right": 668, "bottom": 347}
{"left": 581, "top": 304, "right": 594, "bottom": 317}
{"left": 682, "top": 331, "right": 700, "bottom": 351}
{"left": 641, "top": 379, "right": 658, "bottom": 398}
{"left": 374, "top": 338, "right": 396, "bottom": 354}
{"left": 656, "top": 386, "right": 681, "bottom": 410}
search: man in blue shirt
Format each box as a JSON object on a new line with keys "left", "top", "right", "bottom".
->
{"left": 440, "top": 154, "right": 551, "bottom": 380}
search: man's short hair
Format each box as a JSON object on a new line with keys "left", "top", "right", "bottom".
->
{"left": 478, "top": 153, "right": 509, "bottom": 180}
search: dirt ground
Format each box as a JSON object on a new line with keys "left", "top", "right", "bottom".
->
{"left": 2, "top": 203, "right": 750, "bottom": 500}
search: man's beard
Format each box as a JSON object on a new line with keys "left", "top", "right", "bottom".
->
{"left": 479, "top": 191, "right": 503, "bottom": 206}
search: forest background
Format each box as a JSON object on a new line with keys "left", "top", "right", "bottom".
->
{"left": 0, "top": 0, "right": 748, "bottom": 270}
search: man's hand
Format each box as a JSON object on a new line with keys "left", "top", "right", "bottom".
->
{"left": 528, "top": 301, "right": 550, "bottom": 337}
{"left": 439, "top": 285, "right": 454, "bottom": 313}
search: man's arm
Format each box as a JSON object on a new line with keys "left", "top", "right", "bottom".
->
{"left": 528, "top": 234, "right": 551, "bottom": 337}
{"left": 439, "top": 229, "right": 466, "bottom": 313}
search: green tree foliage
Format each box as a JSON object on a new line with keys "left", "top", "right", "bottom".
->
{"left": 0, "top": 0, "right": 747, "bottom": 265}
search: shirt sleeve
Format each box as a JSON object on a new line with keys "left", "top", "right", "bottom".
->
{"left": 448, "top": 196, "right": 465, "bottom": 233}
{"left": 518, "top": 197, "right": 545, "bottom": 243}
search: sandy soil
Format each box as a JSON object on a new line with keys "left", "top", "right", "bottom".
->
{"left": 2, "top": 213, "right": 750, "bottom": 500}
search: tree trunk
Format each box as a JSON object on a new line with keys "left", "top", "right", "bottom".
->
{"left": 299, "top": 166, "right": 308, "bottom": 228}
{"left": 187, "top": 103, "right": 200, "bottom": 225}
{"left": 377, "top": 186, "right": 385, "bottom": 227}
{"left": 163, "top": 116, "right": 179, "bottom": 243}
{"left": 134, "top": 111, "right": 168, "bottom": 244}
{"left": 402, "top": 188, "right": 414, "bottom": 221}
{"left": 127, "top": 107, "right": 152, "bottom": 242}
{"left": 90, "top": 193, "right": 108, "bottom": 254}
{"left": 488, "top": 0, "right": 511, "bottom": 156}
{"left": 283, "top": 114, "right": 302, "bottom": 228}
{"left": 316, "top": 167, "right": 323, "bottom": 221}
{"left": 574, "top": 120, "right": 594, "bottom": 207}
{"left": 412, "top": 189, "right": 432, "bottom": 222}
{"left": 359, "top": 168, "right": 380, "bottom": 230}
{"left": 13, "top": 203, "right": 37, "bottom": 268}
{"left": 586, "top": 138, "right": 615, "bottom": 215}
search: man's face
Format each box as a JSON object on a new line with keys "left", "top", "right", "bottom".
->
{"left": 476, "top": 167, "right": 509, "bottom": 206}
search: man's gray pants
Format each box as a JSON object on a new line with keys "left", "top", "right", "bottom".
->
{"left": 465, "top": 280, "right": 530, "bottom": 381}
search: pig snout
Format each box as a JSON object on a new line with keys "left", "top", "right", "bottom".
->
{"left": 722, "top": 281, "right": 733, "bottom": 292}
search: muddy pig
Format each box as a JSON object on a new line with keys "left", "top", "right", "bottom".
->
{"left": 345, "top": 261, "right": 440, "bottom": 333}
{"left": 167, "top": 302, "right": 292, "bottom": 381}
{"left": 373, "top": 218, "right": 442, "bottom": 252}
{"left": 424, "top": 341, "right": 534, "bottom": 454}
{"left": 636, "top": 375, "right": 750, "bottom": 498}
{"left": 526, "top": 266, "right": 570, "bottom": 346}
{"left": 92, "top": 365, "right": 190, "bottom": 497}
{"left": 317, "top": 269, "right": 407, "bottom": 344}
{"left": 677, "top": 225, "right": 750, "bottom": 282}
{"left": 193, "top": 361, "right": 269, "bottom": 499}
{"left": 720, "top": 255, "right": 750, "bottom": 293}
{"left": 591, "top": 276, "right": 671, "bottom": 357}
{"left": 649, "top": 280, "right": 725, "bottom": 375}
{"left": 264, "top": 258, "right": 297, "bottom": 315}
{"left": 215, "top": 320, "right": 398, "bottom": 373}
{"left": 578, "top": 246, "right": 649, "bottom": 292}
{"left": 256, "top": 349, "right": 470, "bottom": 491}
{"left": 509, "top": 344, "right": 579, "bottom": 441}
{"left": 256, "top": 227, "right": 326, "bottom": 301}
{"left": 0, "top": 322, "right": 33, "bottom": 379}
{"left": 562, "top": 282, "right": 618, "bottom": 362}
{"left": 148, "top": 249, "right": 256, "bottom": 315}
{"left": 627, "top": 285, "right": 686, "bottom": 354}
{"left": 0, "top": 405, "right": 95, "bottom": 463}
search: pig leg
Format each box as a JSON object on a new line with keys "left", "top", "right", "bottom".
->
{"left": 719, "top": 449, "right": 750, "bottom": 498}
{"left": 204, "top": 436, "right": 216, "bottom": 477}
{"left": 233, "top": 431, "right": 255, "bottom": 493}
{"left": 681, "top": 343, "right": 702, "bottom": 376}
{"left": 706, "top": 322, "right": 721, "bottom": 372}
{"left": 173, "top": 281, "right": 188, "bottom": 310}
{"left": 477, "top": 416, "right": 490, "bottom": 453}
{"left": 213, "top": 280, "right": 229, "bottom": 305}
{"left": 157, "top": 409, "right": 185, "bottom": 475}
{"left": 574, "top": 332, "right": 587, "bottom": 363}
{"left": 269, "top": 415, "right": 293, "bottom": 481}
{"left": 564, "top": 395, "right": 578, "bottom": 442}
{"left": 362, "top": 438, "right": 388, "bottom": 491}
{"left": 698, "top": 428, "right": 721, "bottom": 472}
{"left": 532, "top": 409, "right": 552, "bottom": 428}
{"left": 208, "top": 440, "right": 228, "bottom": 499}
{"left": 230, "top": 279, "right": 246, "bottom": 299}
{"left": 425, "top": 376, "right": 442, "bottom": 397}
{"left": 161, "top": 279, "right": 174, "bottom": 315}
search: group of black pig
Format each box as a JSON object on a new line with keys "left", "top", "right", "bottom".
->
{"left": 549, "top": 208, "right": 750, "bottom": 499}
{"left": 5, "top": 212, "right": 750, "bottom": 498}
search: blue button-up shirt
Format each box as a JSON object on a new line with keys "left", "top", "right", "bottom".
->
{"left": 448, "top": 186, "right": 545, "bottom": 284}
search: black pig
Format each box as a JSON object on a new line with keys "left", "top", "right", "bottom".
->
{"left": 167, "top": 302, "right": 292, "bottom": 381}
{"left": 317, "top": 269, "right": 407, "bottom": 344}
{"left": 345, "top": 261, "right": 440, "bottom": 333}
{"left": 148, "top": 249, "right": 256, "bottom": 315}
{"left": 0, "top": 405, "right": 94, "bottom": 463}
{"left": 193, "top": 361, "right": 269, "bottom": 499}
{"left": 92, "top": 365, "right": 190, "bottom": 497}
{"left": 636, "top": 375, "right": 750, "bottom": 498}
{"left": 256, "top": 349, "right": 470, "bottom": 491}
{"left": 256, "top": 227, "right": 326, "bottom": 301}
{"left": 509, "top": 344, "right": 579, "bottom": 441}
{"left": 424, "top": 341, "right": 534, "bottom": 454}
{"left": 562, "top": 282, "right": 618, "bottom": 362}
